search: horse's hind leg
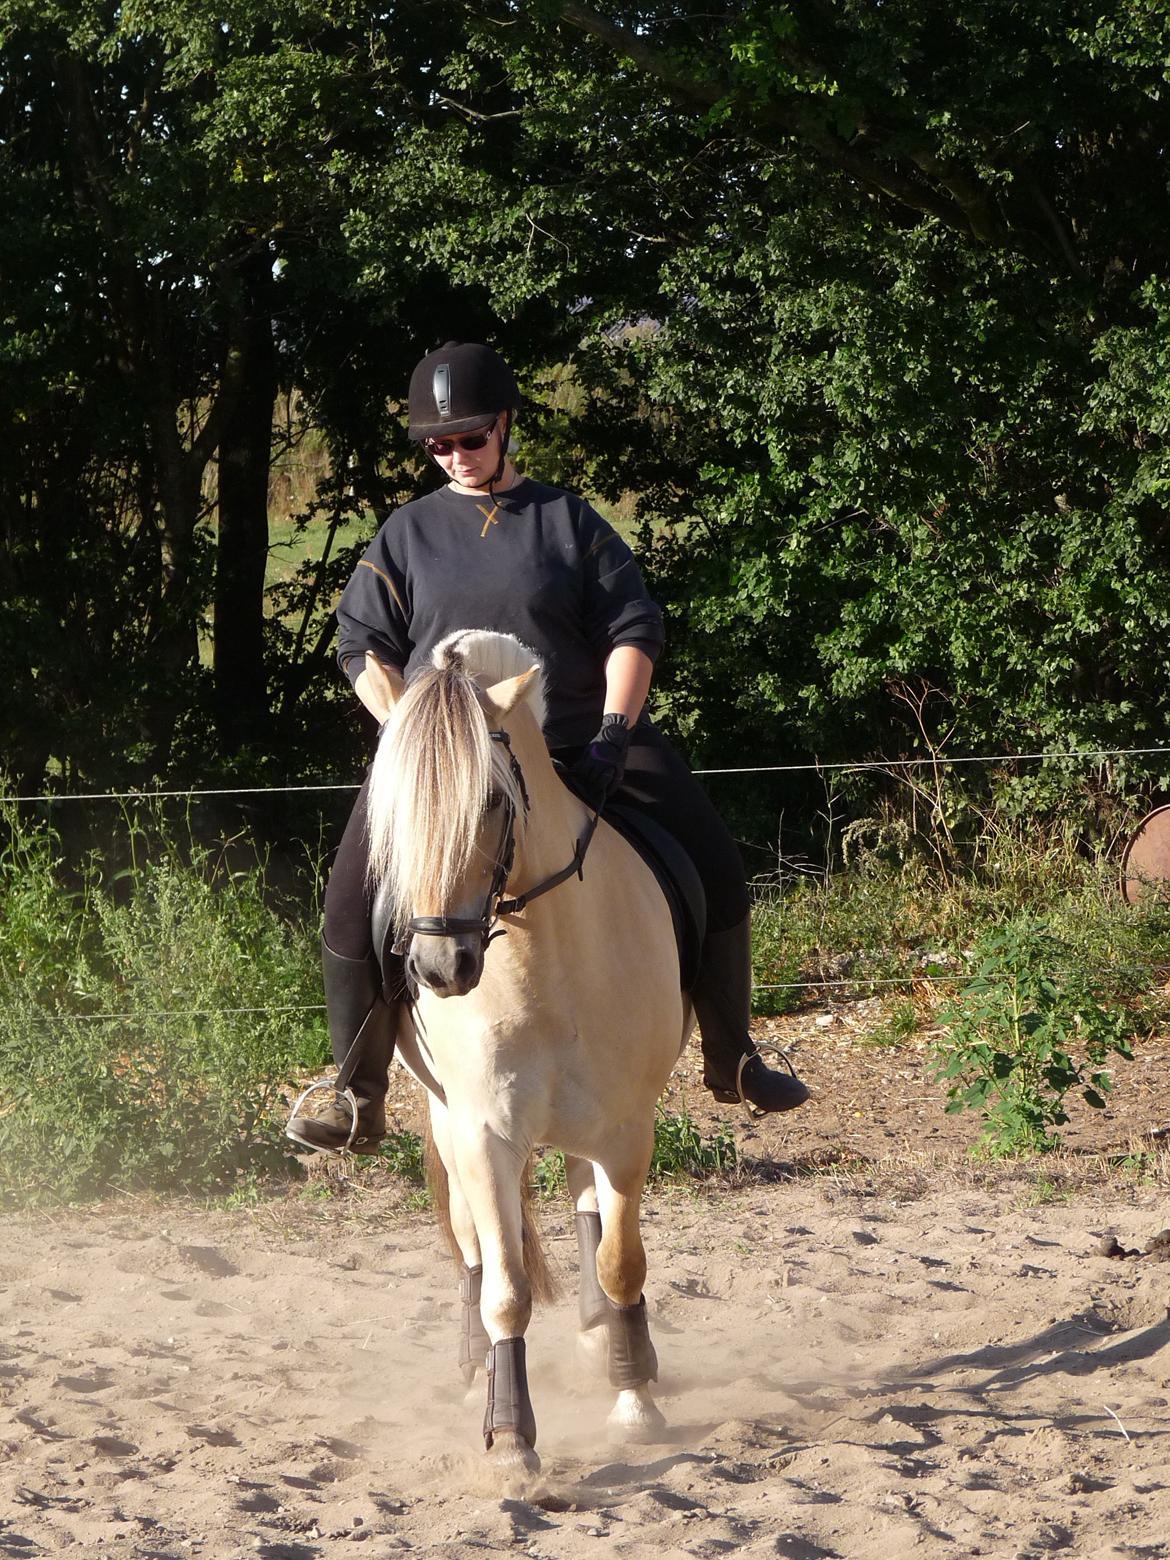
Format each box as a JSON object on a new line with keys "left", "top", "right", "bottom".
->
{"left": 566, "top": 1155, "right": 608, "bottom": 1381}
{"left": 457, "top": 1262, "right": 491, "bottom": 1394}
{"left": 594, "top": 1146, "right": 668, "bottom": 1444}
{"left": 428, "top": 1100, "right": 489, "bottom": 1391}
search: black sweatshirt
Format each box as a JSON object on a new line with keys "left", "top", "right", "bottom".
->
{"left": 335, "top": 478, "right": 665, "bottom": 747}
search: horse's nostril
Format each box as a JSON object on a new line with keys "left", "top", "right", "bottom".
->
{"left": 408, "top": 953, "right": 442, "bottom": 991}
{"left": 454, "top": 948, "right": 477, "bottom": 986}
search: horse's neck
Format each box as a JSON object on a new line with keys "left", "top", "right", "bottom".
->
{"left": 512, "top": 735, "right": 589, "bottom": 884}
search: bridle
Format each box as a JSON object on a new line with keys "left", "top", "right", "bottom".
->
{"left": 395, "top": 728, "right": 599, "bottom": 955}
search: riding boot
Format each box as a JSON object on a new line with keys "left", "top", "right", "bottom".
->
{"left": 286, "top": 939, "right": 397, "bottom": 1154}
{"left": 693, "top": 916, "right": 809, "bottom": 1115}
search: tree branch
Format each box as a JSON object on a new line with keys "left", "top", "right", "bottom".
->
{"left": 437, "top": 95, "right": 523, "bottom": 122}
{"left": 558, "top": 1, "right": 726, "bottom": 109}
{"left": 189, "top": 276, "right": 251, "bottom": 474}
{"left": 554, "top": 1, "right": 1023, "bottom": 246}
{"left": 555, "top": 2, "right": 983, "bottom": 237}
{"left": 1022, "top": 173, "right": 1083, "bottom": 275}
{"left": 909, "top": 148, "right": 1009, "bottom": 245}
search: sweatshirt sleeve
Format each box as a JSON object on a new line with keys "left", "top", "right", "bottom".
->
{"left": 579, "top": 502, "right": 665, "bottom": 663}
{"left": 335, "top": 526, "right": 412, "bottom": 687}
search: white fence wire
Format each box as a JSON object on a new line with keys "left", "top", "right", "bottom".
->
{"left": 5, "top": 742, "right": 1170, "bottom": 805}
{"left": 6, "top": 739, "right": 1168, "bottom": 1027}
{"left": 24, "top": 958, "right": 1170, "bottom": 1029}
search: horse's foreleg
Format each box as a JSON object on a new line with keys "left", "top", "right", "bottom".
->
{"left": 429, "top": 1100, "right": 489, "bottom": 1389}
{"left": 594, "top": 1146, "right": 667, "bottom": 1444}
{"left": 565, "top": 1155, "right": 609, "bottom": 1381}
{"left": 452, "top": 1126, "right": 539, "bottom": 1471}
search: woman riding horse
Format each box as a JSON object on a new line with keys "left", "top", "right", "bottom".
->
{"left": 286, "top": 341, "right": 808, "bottom": 1155}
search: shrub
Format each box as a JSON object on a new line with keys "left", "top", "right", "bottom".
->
{"left": 530, "top": 1105, "right": 737, "bottom": 1200}
{"left": 650, "top": 1103, "right": 736, "bottom": 1180}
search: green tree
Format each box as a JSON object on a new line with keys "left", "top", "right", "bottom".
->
{"left": 1, "top": 0, "right": 526, "bottom": 785}
{"left": 446, "top": 2, "right": 1170, "bottom": 817}
{"left": 10, "top": 0, "right": 1170, "bottom": 838}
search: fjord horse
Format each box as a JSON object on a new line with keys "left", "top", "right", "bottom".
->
{"left": 364, "top": 630, "right": 689, "bottom": 1472}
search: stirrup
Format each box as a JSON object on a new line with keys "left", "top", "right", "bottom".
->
{"left": 285, "top": 1079, "right": 361, "bottom": 1155}
{"left": 728, "top": 1043, "right": 803, "bottom": 1120}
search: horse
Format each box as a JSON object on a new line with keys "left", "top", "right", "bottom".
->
{"left": 362, "top": 629, "right": 691, "bottom": 1473}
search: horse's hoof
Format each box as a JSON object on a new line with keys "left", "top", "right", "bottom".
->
{"left": 487, "top": 1430, "right": 541, "bottom": 1475}
{"left": 607, "top": 1388, "right": 668, "bottom": 1444}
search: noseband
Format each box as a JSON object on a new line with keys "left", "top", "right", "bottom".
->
{"left": 395, "top": 728, "right": 599, "bottom": 955}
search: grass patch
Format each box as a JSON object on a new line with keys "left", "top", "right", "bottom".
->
{"left": 5, "top": 779, "right": 1169, "bottom": 1207}
{"left": 750, "top": 820, "right": 1170, "bottom": 1028}
{"left": 375, "top": 1128, "right": 426, "bottom": 1183}
{"left": 265, "top": 504, "right": 367, "bottom": 595}
{"left": 530, "top": 1105, "right": 737, "bottom": 1200}
{"left": 533, "top": 1148, "right": 566, "bottom": 1198}
{"left": 860, "top": 998, "right": 920, "bottom": 1048}
{"left": 0, "top": 796, "right": 325, "bottom": 1205}
{"left": 650, "top": 1103, "right": 737, "bottom": 1181}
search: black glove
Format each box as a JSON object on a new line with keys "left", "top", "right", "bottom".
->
{"left": 568, "top": 714, "right": 631, "bottom": 810}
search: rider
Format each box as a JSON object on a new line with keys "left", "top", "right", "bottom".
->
{"left": 286, "top": 342, "right": 808, "bottom": 1154}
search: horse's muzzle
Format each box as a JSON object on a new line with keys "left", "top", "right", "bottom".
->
{"left": 405, "top": 934, "right": 484, "bottom": 998}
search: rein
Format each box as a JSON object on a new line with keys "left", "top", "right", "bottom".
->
{"left": 397, "top": 728, "right": 599, "bottom": 954}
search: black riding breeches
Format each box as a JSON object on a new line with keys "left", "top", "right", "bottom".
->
{"left": 323, "top": 772, "right": 378, "bottom": 961}
{"left": 322, "top": 724, "right": 749, "bottom": 962}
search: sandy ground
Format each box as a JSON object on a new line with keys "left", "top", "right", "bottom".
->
{"left": 4, "top": 1015, "right": 1170, "bottom": 1560}
{"left": 3, "top": 1179, "right": 1170, "bottom": 1557}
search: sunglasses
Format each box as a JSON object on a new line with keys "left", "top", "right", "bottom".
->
{"left": 423, "top": 420, "right": 497, "bottom": 457}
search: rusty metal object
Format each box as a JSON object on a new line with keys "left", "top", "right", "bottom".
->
{"left": 1120, "top": 804, "right": 1170, "bottom": 903}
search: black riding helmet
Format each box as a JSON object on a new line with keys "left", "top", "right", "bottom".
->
{"left": 407, "top": 342, "right": 520, "bottom": 440}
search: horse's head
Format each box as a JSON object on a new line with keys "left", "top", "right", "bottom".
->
{"left": 365, "top": 632, "right": 547, "bottom": 998}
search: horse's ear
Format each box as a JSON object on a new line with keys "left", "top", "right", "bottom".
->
{"left": 365, "top": 653, "right": 405, "bottom": 713}
{"left": 482, "top": 665, "right": 542, "bottom": 721}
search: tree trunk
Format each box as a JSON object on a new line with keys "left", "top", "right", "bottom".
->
{"left": 214, "top": 263, "right": 278, "bottom": 750}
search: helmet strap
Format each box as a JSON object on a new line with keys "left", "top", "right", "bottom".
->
{"left": 484, "top": 411, "right": 515, "bottom": 515}
{"left": 487, "top": 411, "right": 512, "bottom": 489}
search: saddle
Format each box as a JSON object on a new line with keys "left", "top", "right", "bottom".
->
{"left": 370, "top": 793, "right": 706, "bottom": 996}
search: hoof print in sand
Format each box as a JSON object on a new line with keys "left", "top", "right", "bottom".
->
{"left": 91, "top": 1435, "right": 138, "bottom": 1457}
{"left": 176, "top": 1244, "right": 238, "bottom": 1278}
{"left": 185, "top": 1424, "right": 240, "bottom": 1447}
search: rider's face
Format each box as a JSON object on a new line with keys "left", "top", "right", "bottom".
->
{"left": 428, "top": 420, "right": 502, "bottom": 488}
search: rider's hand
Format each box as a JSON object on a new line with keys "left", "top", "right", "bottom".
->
{"left": 568, "top": 714, "right": 631, "bottom": 810}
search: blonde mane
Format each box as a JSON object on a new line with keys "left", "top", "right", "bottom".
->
{"left": 366, "top": 631, "right": 545, "bottom": 932}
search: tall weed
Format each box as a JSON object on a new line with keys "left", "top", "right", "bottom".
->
{"left": 932, "top": 917, "right": 1137, "bottom": 1156}
{"left": 5, "top": 775, "right": 1167, "bottom": 1201}
{"left": 0, "top": 798, "right": 325, "bottom": 1203}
